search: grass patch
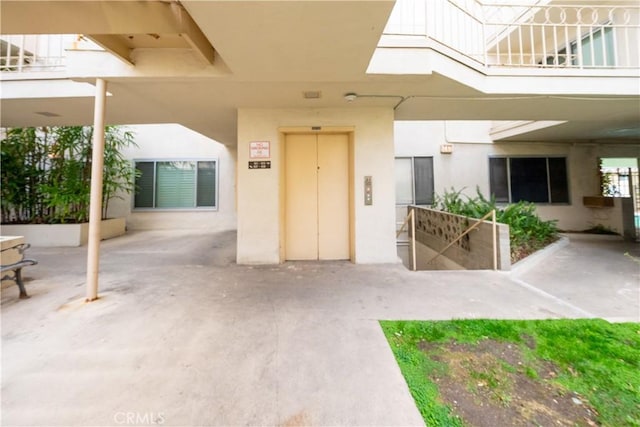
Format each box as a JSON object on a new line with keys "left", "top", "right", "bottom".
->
{"left": 381, "top": 319, "right": 640, "bottom": 427}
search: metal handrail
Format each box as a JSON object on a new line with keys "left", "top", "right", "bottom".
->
{"left": 397, "top": 208, "right": 417, "bottom": 271}
{"left": 425, "top": 209, "right": 497, "bottom": 270}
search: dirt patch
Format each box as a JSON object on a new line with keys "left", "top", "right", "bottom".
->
{"left": 280, "top": 411, "right": 311, "bottom": 427}
{"left": 419, "top": 339, "right": 599, "bottom": 427}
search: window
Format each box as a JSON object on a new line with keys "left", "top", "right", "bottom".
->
{"left": 600, "top": 158, "right": 639, "bottom": 198}
{"left": 489, "top": 157, "right": 569, "bottom": 204}
{"left": 544, "top": 26, "right": 615, "bottom": 67}
{"left": 577, "top": 26, "right": 614, "bottom": 67}
{"left": 134, "top": 160, "right": 217, "bottom": 209}
{"left": 395, "top": 157, "right": 434, "bottom": 205}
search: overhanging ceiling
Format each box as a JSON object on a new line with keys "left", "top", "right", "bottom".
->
{"left": 0, "top": 0, "right": 638, "bottom": 146}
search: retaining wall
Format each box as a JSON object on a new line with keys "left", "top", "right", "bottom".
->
{"left": 408, "top": 206, "right": 511, "bottom": 270}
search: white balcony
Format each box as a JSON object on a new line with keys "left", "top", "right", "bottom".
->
{"left": 0, "top": 34, "right": 102, "bottom": 76}
{"left": 384, "top": 0, "right": 640, "bottom": 70}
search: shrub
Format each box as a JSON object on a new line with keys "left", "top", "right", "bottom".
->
{"left": 1, "top": 126, "right": 137, "bottom": 224}
{"left": 432, "top": 188, "right": 559, "bottom": 262}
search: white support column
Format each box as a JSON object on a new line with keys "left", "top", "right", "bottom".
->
{"left": 86, "top": 78, "right": 107, "bottom": 302}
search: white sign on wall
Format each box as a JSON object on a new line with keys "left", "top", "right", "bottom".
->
{"left": 249, "top": 141, "right": 270, "bottom": 159}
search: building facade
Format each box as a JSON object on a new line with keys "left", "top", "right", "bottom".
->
{"left": 1, "top": 0, "right": 639, "bottom": 264}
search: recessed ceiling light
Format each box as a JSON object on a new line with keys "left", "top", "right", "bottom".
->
{"left": 344, "top": 93, "right": 357, "bottom": 102}
{"left": 35, "top": 111, "right": 60, "bottom": 117}
{"left": 303, "top": 91, "right": 321, "bottom": 99}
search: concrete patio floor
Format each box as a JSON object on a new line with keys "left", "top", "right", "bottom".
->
{"left": 1, "top": 230, "right": 639, "bottom": 426}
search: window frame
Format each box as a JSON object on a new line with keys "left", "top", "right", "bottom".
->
{"left": 132, "top": 158, "right": 219, "bottom": 211}
{"left": 395, "top": 156, "right": 435, "bottom": 206}
{"left": 488, "top": 155, "right": 570, "bottom": 205}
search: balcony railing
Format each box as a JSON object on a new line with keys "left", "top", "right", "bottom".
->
{"left": 384, "top": 1, "right": 640, "bottom": 69}
{"left": 0, "top": 34, "right": 103, "bottom": 74}
{"left": 0, "top": 35, "right": 73, "bottom": 72}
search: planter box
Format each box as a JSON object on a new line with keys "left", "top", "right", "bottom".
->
{"left": 583, "top": 196, "right": 614, "bottom": 208}
{"left": 0, "top": 218, "right": 126, "bottom": 247}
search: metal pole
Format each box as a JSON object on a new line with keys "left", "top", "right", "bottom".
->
{"left": 492, "top": 209, "right": 497, "bottom": 271}
{"left": 86, "top": 78, "right": 107, "bottom": 302}
{"left": 410, "top": 209, "right": 417, "bottom": 271}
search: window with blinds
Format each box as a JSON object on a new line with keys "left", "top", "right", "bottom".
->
{"left": 134, "top": 160, "right": 217, "bottom": 209}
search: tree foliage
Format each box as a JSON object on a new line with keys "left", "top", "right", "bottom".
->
{"left": 432, "top": 187, "right": 559, "bottom": 262}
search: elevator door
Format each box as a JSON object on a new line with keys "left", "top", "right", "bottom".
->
{"left": 285, "top": 133, "right": 349, "bottom": 260}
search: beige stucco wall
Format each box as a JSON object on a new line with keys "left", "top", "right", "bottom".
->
{"left": 546, "top": 142, "right": 636, "bottom": 233}
{"left": 108, "top": 124, "right": 237, "bottom": 232}
{"left": 1, "top": 218, "right": 125, "bottom": 247}
{"left": 237, "top": 108, "right": 397, "bottom": 264}
{"left": 395, "top": 120, "right": 640, "bottom": 233}
{"left": 395, "top": 121, "right": 494, "bottom": 198}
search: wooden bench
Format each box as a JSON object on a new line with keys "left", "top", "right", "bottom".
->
{"left": 1, "top": 243, "right": 38, "bottom": 299}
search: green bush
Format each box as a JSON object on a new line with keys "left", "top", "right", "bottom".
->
{"left": 432, "top": 187, "right": 558, "bottom": 262}
{"left": 1, "top": 126, "right": 137, "bottom": 224}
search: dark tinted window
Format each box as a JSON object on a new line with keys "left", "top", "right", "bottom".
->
{"left": 489, "top": 157, "right": 509, "bottom": 202}
{"left": 489, "top": 156, "right": 569, "bottom": 204}
{"left": 548, "top": 157, "right": 569, "bottom": 203}
{"left": 414, "top": 157, "right": 434, "bottom": 205}
{"left": 510, "top": 158, "right": 548, "bottom": 203}
{"left": 134, "top": 162, "right": 154, "bottom": 208}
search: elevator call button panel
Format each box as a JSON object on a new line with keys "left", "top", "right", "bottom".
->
{"left": 364, "top": 176, "right": 373, "bottom": 205}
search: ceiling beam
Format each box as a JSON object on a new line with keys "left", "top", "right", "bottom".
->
{"left": 170, "top": 3, "right": 215, "bottom": 65}
{"left": 1, "top": 1, "right": 182, "bottom": 34}
{"left": 86, "top": 35, "right": 133, "bottom": 66}
{"left": 0, "top": 1, "right": 214, "bottom": 64}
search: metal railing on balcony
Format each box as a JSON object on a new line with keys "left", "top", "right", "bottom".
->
{"left": 0, "top": 35, "right": 72, "bottom": 72}
{"left": 384, "top": 0, "right": 640, "bottom": 70}
{"left": 0, "top": 34, "right": 104, "bottom": 74}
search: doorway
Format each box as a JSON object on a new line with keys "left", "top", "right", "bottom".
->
{"left": 285, "top": 133, "right": 350, "bottom": 260}
{"left": 600, "top": 157, "right": 639, "bottom": 240}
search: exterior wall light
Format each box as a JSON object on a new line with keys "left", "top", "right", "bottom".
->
{"left": 440, "top": 144, "right": 453, "bottom": 154}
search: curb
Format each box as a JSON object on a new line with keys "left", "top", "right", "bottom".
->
{"left": 509, "top": 235, "right": 570, "bottom": 277}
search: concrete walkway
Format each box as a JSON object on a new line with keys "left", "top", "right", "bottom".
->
{"left": 1, "top": 230, "right": 638, "bottom": 426}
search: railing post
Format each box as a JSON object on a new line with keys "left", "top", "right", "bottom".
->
{"left": 492, "top": 209, "right": 497, "bottom": 271}
{"left": 410, "top": 208, "right": 416, "bottom": 272}
{"left": 5, "top": 36, "right": 12, "bottom": 71}
{"left": 577, "top": 24, "right": 584, "bottom": 69}
{"left": 482, "top": 15, "right": 488, "bottom": 66}
{"left": 17, "top": 35, "right": 25, "bottom": 72}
